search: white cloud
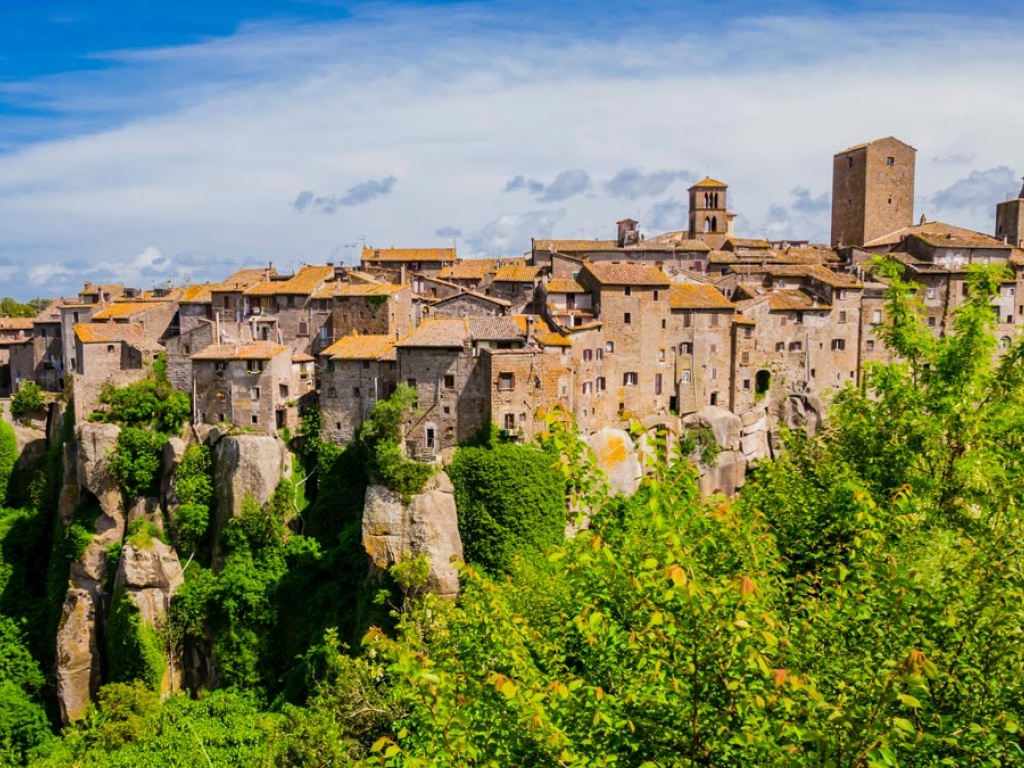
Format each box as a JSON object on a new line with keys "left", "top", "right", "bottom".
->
{"left": 0, "top": 6, "right": 1023, "bottom": 297}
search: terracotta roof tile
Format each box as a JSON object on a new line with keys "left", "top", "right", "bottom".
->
{"left": 397, "top": 316, "right": 525, "bottom": 348}
{"left": 725, "top": 237, "right": 772, "bottom": 250}
{"left": 493, "top": 265, "right": 542, "bottom": 282}
{"left": 431, "top": 291, "right": 511, "bottom": 308}
{"left": 535, "top": 331, "right": 571, "bottom": 347}
{"left": 321, "top": 335, "right": 397, "bottom": 360}
{"left": 245, "top": 265, "right": 334, "bottom": 296}
{"left": 688, "top": 176, "right": 728, "bottom": 189}
{"left": 361, "top": 247, "right": 455, "bottom": 263}
{"left": 91, "top": 302, "right": 163, "bottom": 320}
{"left": 546, "top": 278, "right": 586, "bottom": 293}
{"left": 179, "top": 284, "right": 213, "bottom": 303}
{"left": 438, "top": 260, "right": 495, "bottom": 280}
{"left": 312, "top": 282, "right": 406, "bottom": 299}
{"left": 0, "top": 318, "right": 34, "bottom": 331}
{"left": 533, "top": 239, "right": 618, "bottom": 253}
{"left": 191, "top": 342, "right": 289, "bottom": 361}
{"left": 74, "top": 323, "right": 163, "bottom": 352}
{"left": 863, "top": 220, "right": 1009, "bottom": 250}
{"left": 582, "top": 262, "right": 670, "bottom": 286}
{"left": 767, "top": 289, "right": 831, "bottom": 312}
{"left": 669, "top": 284, "right": 735, "bottom": 310}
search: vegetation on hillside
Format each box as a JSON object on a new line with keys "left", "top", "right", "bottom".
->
{"left": 3, "top": 258, "right": 1024, "bottom": 764}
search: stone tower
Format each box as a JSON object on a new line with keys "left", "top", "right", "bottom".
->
{"left": 831, "top": 136, "right": 916, "bottom": 248}
{"left": 995, "top": 177, "right": 1024, "bottom": 248}
{"left": 688, "top": 177, "right": 734, "bottom": 249}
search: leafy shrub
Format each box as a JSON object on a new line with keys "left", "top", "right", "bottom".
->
{"left": 109, "top": 426, "right": 167, "bottom": 499}
{"left": 0, "top": 420, "right": 15, "bottom": 507}
{"left": 9, "top": 382, "right": 44, "bottom": 419}
{"left": 172, "top": 445, "right": 213, "bottom": 553}
{"left": 449, "top": 442, "right": 566, "bottom": 574}
{"left": 92, "top": 376, "right": 189, "bottom": 434}
{"left": 106, "top": 590, "right": 166, "bottom": 691}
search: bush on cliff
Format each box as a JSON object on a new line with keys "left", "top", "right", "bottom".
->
{"left": 0, "top": 421, "right": 16, "bottom": 507}
{"left": 448, "top": 440, "right": 566, "bottom": 574}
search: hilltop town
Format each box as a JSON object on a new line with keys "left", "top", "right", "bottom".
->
{"left": 3, "top": 136, "right": 1024, "bottom": 490}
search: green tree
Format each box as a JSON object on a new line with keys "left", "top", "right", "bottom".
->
{"left": 10, "top": 383, "right": 45, "bottom": 420}
{"left": 448, "top": 441, "right": 566, "bottom": 574}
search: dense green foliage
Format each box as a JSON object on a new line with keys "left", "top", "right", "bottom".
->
{"left": 0, "top": 422, "right": 15, "bottom": 508}
{"left": 171, "top": 445, "right": 213, "bottom": 553}
{"left": 449, "top": 440, "right": 566, "bottom": 574}
{"left": 0, "top": 299, "right": 47, "bottom": 319}
{"left": 108, "top": 427, "right": 166, "bottom": 499}
{"left": 90, "top": 375, "right": 189, "bottom": 435}
{"left": 360, "top": 385, "right": 434, "bottom": 500}
{"left": 7, "top": 257, "right": 1024, "bottom": 766}
{"left": 105, "top": 591, "right": 166, "bottom": 692}
{"left": 9, "top": 385, "right": 44, "bottom": 421}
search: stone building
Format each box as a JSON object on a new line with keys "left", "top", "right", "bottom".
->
{"left": 575, "top": 262, "right": 674, "bottom": 427}
{"left": 395, "top": 316, "right": 526, "bottom": 456}
{"left": 428, "top": 292, "right": 510, "bottom": 319}
{"left": 242, "top": 265, "right": 335, "bottom": 354}
{"left": 71, "top": 323, "right": 164, "bottom": 421}
{"left": 190, "top": 342, "right": 299, "bottom": 432}
{"left": 8, "top": 299, "right": 66, "bottom": 393}
{"left": 360, "top": 247, "right": 456, "bottom": 282}
{"left": 315, "top": 283, "right": 415, "bottom": 347}
{"left": 209, "top": 268, "right": 273, "bottom": 325}
{"left": 319, "top": 335, "right": 398, "bottom": 444}
{"left": 667, "top": 283, "right": 737, "bottom": 414}
{"left": 831, "top": 136, "right": 916, "bottom": 248}
{"left": 0, "top": 318, "right": 34, "bottom": 396}
{"left": 487, "top": 344, "right": 573, "bottom": 443}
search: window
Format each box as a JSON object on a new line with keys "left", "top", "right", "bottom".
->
{"left": 866, "top": 340, "right": 875, "bottom": 352}
{"left": 710, "top": 344, "right": 717, "bottom": 354}
{"left": 407, "top": 378, "right": 416, "bottom": 388}
{"left": 681, "top": 370, "right": 691, "bottom": 383}
{"left": 596, "top": 348, "right": 604, "bottom": 361}
{"left": 744, "top": 327, "right": 753, "bottom": 339}
{"left": 583, "top": 349, "right": 593, "bottom": 362}
{"left": 298, "top": 321, "right": 309, "bottom": 336}
{"left": 962, "top": 283, "right": 969, "bottom": 297}
{"left": 710, "top": 367, "right": 718, "bottom": 381}
{"left": 280, "top": 384, "right": 289, "bottom": 398}
{"left": 443, "top": 405, "right": 451, "bottom": 414}
{"left": 789, "top": 341, "right": 802, "bottom": 351}
{"left": 596, "top": 377, "right": 606, "bottom": 391}
{"left": 831, "top": 339, "right": 846, "bottom": 351}
{"left": 872, "top": 309, "right": 882, "bottom": 324}
{"left": 444, "top": 374, "right": 455, "bottom": 388}
{"left": 711, "top": 313, "right": 720, "bottom": 328}
{"left": 252, "top": 414, "right": 259, "bottom": 425}
{"left": 582, "top": 381, "right": 593, "bottom": 395}
{"left": 661, "top": 319, "right": 666, "bottom": 329}
{"left": 838, "top": 310, "right": 847, "bottom": 323}
{"left": 247, "top": 360, "right": 264, "bottom": 374}
{"left": 710, "top": 392, "right": 718, "bottom": 406}
{"left": 795, "top": 311, "right": 804, "bottom": 324}
{"left": 781, "top": 316, "right": 787, "bottom": 327}
{"left": 504, "top": 413, "right": 516, "bottom": 430}
{"left": 653, "top": 290, "right": 659, "bottom": 301}
{"left": 741, "top": 351, "right": 749, "bottom": 364}
{"left": 658, "top": 348, "right": 666, "bottom": 362}
{"left": 624, "top": 286, "right": 632, "bottom": 297}
{"left": 926, "top": 287, "right": 936, "bottom": 299}
{"left": 605, "top": 341, "right": 614, "bottom": 353}
{"left": 683, "top": 313, "right": 692, "bottom": 329}
{"left": 1001, "top": 336, "right": 1012, "bottom": 349}
{"left": 775, "top": 342, "right": 785, "bottom": 352}
{"left": 680, "top": 342, "right": 693, "bottom": 354}
{"left": 928, "top": 317, "right": 936, "bottom": 327}
{"left": 215, "top": 361, "right": 227, "bottom": 372}
{"left": 498, "top": 372, "right": 515, "bottom": 390}
{"left": 624, "top": 312, "right": 631, "bottom": 324}
{"left": 654, "top": 373, "right": 663, "bottom": 395}
{"left": 886, "top": 156, "right": 895, "bottom": 166}
{"left": 107, "top": 344, "right": 115, "bottom": 353}
{"left": 743, "top": 379, "right": 750, "bottom": 390}
{"left": 251, "top": 387, "right": 261, "bottom": 399}
{"left": 623, "top": 372, "right": 638, "bottom": 386}
{"left": 847, "top": 156, "right": 854, "bottom": 168}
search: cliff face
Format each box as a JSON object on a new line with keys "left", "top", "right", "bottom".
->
{"left": 362, "top": 471, "right": 463, "bottom": 598}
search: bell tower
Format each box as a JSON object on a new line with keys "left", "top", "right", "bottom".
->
{"left": 688, "top": 177, "right": 734, "bottom": 249}
{"left": 995, "top": 177, "right": 1024, "bottom": 249}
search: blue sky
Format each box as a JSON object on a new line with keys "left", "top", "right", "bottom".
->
{"left": 1, "top": 1, "right": 1022, "bottom": 299}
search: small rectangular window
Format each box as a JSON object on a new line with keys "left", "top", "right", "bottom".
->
{"left": 681, "top": 370, "right": 691, "bottom": 383}
{"left": 407, "top": 378, "right": 416, "bottom": 388}
{"left": 624, "top": 312, "right": 631, "bottom": 324}
{"left": 866, "top": 340, "right": 875, "bottom": 352}
{"left": 711, "top": 313, "right": 720, "bottom": 328}
{"left": 838, "top": 310, "right": 847, "bottom": 323}
{"left": 498, "top": 372, "right": 515, "bottom": 391}
{"left": 886, "top": 156, "right": 895, "bottom": 166}
{"left": 353, "top": 387, "right": 361, "bottom": 396}
{"left": 831, "top": 339, "right": 846, "bottom": 351}
{"left": 596, "top": 377, "right": 606, "bottom": 391}
{"left": 583, "top": 349, "right": 593, "bottom": 362}
{"left": 680, "top": 342, "right": 693, "bottom": 354}
{"left": 444, "top": 374, "right": 455, "bottom": 388}
{"left": 251, "top": 387, "right": 260, "bottom": 399}
{"left": 775, "top": 342, "right": 785, "bottom": 352}
{"left": 624, "top": 286, "right": 632, "bottom": 297}
{"left": 623, "top": 372, "right": 638, "bottom": 386}
{"left": 743, "top": 379, "right": 750, "bottom": 390}
{"left": 654, "top": 373, "right": 662, "bottom": 395}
